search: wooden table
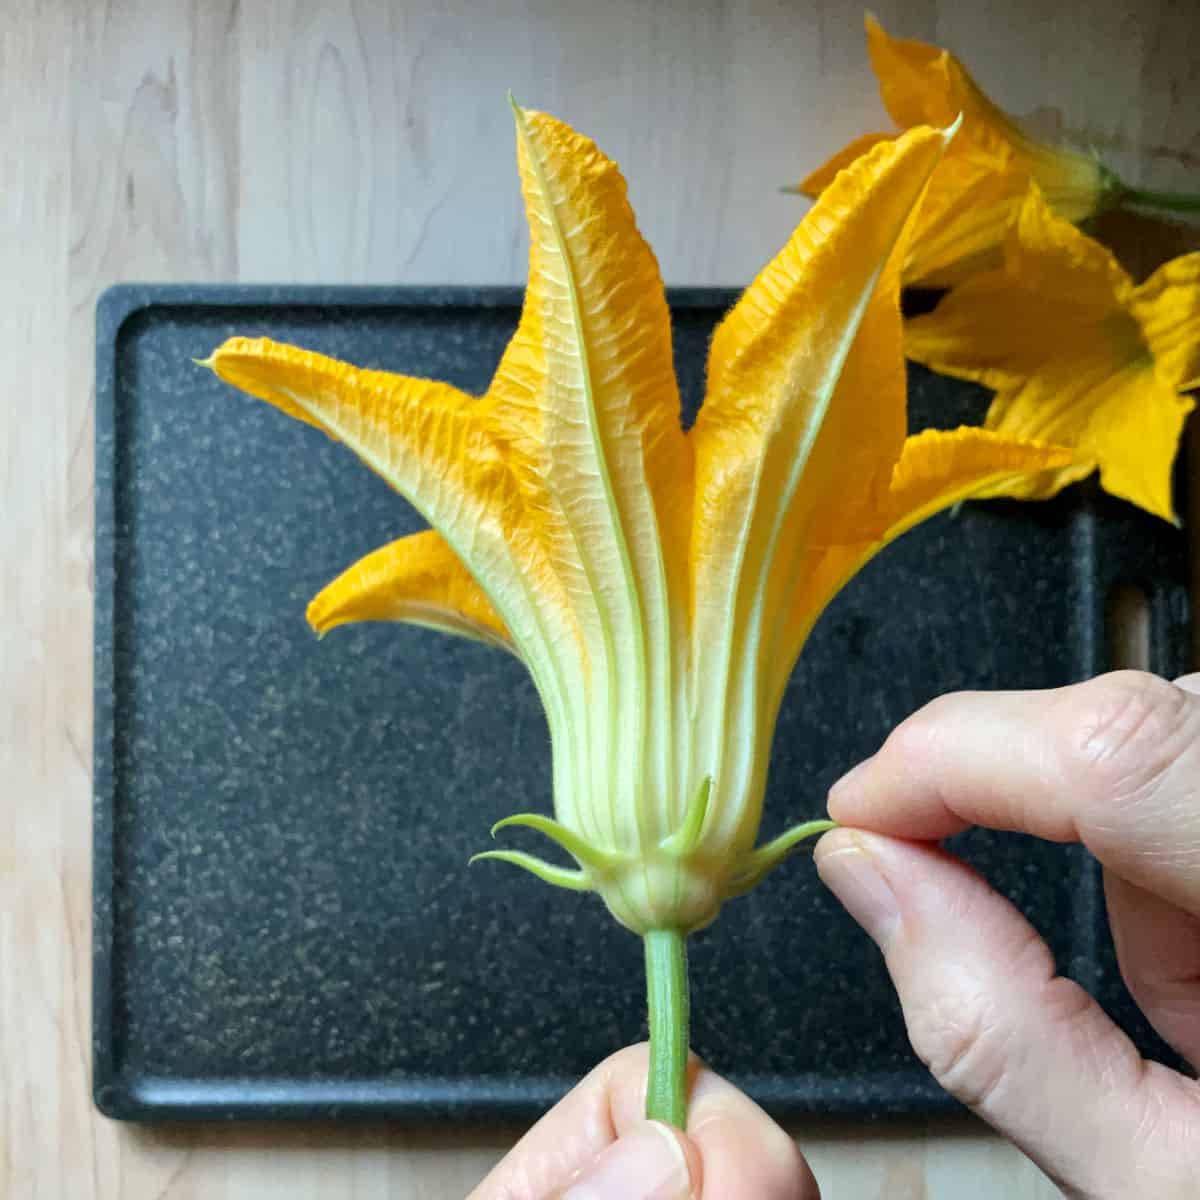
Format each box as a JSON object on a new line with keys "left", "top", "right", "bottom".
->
{"left": 3, "top": 1, "right": 1196, "bottom": 1195}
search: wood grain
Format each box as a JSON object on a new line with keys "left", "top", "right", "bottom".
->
{"left": 1, "top": 0, "right": 1195, "bottom": 1195}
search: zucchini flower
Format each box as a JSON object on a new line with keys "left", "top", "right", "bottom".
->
{"left": 906, "top": 185, "right": 1199, "bottom": 522}
{"left": 798, "top": 15, "right": 1200, "bottom": 287}
{"left": 201, "top": 103, "right": 1070, "bottom": 1124}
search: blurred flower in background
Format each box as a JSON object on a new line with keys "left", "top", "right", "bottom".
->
{"left": 797, "top": 15, "right": 1200, "bottom": 287}
{"left": 905, "top": 185, "right": 1199, "bottom": 521}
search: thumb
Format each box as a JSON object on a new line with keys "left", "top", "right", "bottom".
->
{"left": 553, "top": 1121, "right": 698, "bottom": 1200}
{"left": 815, "top": 829, "right": 1200, "bottom": 1198}
{"left": 469, "top": 1043, "right": 816, "bottom": 1200}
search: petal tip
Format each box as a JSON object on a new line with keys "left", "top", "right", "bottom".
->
{"left": 305, "top": 594, "right": 337, "bottom": 638}
{"left": 508, "top": 91, "right": 534, "bottom": 129}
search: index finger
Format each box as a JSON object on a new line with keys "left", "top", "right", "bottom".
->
{"left": 826, "top": 670, "right": 1200, "bottom": 916}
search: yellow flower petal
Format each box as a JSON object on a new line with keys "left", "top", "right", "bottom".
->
{"left": 898, "top": 158, "right": 1029, "bottom": 287}
{"left": 866, "top": 13, "right": 1102, "bottom": 211}
{"left": 1130, "top": 253, "right": 1200, "bottom": 392}
{"left": 803, "top": 16, "right": 1106, "bottom": 286}
{"left": 769, "top": 426, "right": 1077, "bottom": 711}
{"left": 904, "top": 186, "right": 1133, "bottom": 389}
{"left": 904, "top": 187, "right": 1135, "bottom": 392}
{"left": 492, "top": 105, "right": 691, "bottom": 620}
{"left": 307, "top": 529, "right": 513, "bottom": 651}
{"left": 690, "top": 123, "right": 950, "bottom": 849}
{"left": 867, "top": 13, "right": 1014, "bottom": 145}
{"left": 694, "top": 124, "right": 949, "bottom": 582}
{"left": 795, "top": 178, "right": 912, "bottom": 546}
{"left": 763, "top": 154, "right": 921, "bottom": 690}
{"left": 986, "top": 359, "right": 1191, "bottom": 521}
{"left": 764, "top": 539, "right": 877, "bottom": 722}
{"left": 486, "top": 102, "right": 694, "bottom": 844}
{"left": 904, "top": 191, "right": 1193, "bottom": 523}
{"left": 203, "top": 337, "right": 571, "bottom": 671}
{"left": 797, "top": 131, "right": 892, "bottom": 197}
{"left": 693, "top": 125, "right": 948, "bottom": 607}
{"left": 882, "top": 426, "right": 1079, "bottom": 539}
{"left": 800, "top": 134, "right": 1021, "bottom": 286}
{"left": 1000, "top": 184, "right": 1132, "bottom": 309}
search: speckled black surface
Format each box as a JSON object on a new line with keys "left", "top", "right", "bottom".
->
{"left": 94, "top": 285, "right": 1191, "bottom": 1122}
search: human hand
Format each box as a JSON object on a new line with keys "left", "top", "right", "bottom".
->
{"left": 467, "top": 1043, "right": 817, "bottom": 1199}
{"left": 816, "top": 670, "right": 1200, "bottom": 1198}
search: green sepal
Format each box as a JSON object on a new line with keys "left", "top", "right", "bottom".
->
{"left": 659, "top": 777, "right": 711, "bottom": 857}
{"left": 469, "top": 850, "right": 592, "bottom": 892}
{"left": 490, "top": 812, "right": 620, "bottom": 872}
{"left": 724, "top": 818, "right": 838, "bottom": 898}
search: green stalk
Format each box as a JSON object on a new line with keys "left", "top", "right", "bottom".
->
{"left": 643, "top": 929, "right": 690, "bottom": 1127}
{"left": 1118, "top": 186, "right": 1200, "bottom": 215}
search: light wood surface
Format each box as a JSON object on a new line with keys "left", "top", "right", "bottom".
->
{"left": 3, "top": 1, "right": 1196, "bottom": 1196}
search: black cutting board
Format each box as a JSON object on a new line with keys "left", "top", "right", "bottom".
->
{"left": 93, "top": 285, "right": 1191, "bottom": 1122}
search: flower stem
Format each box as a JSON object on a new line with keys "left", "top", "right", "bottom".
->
{"left": 1119, "top": 186, "right": 1200, "bottom": 215}
{"left": 643, "top": 928, "right": 690, "bottom": 1127}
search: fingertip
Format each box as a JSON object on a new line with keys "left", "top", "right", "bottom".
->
{"left": 596, "top": 1041, "right": 653, "bottom": 1133}
{"left": 826, "top": 751, "right": 971, "bottom": 840}
{"left": 825, "top": 758, "right": 871, "bottom": 822}
{"left": 814, "top": 828, "right": 909, "bottom": 951}
{"left": 1173, "top": 672, "right": 1200, "bottom": 696}
{"left": 687, "top": 1066, "right": 819, "bottom": 1198}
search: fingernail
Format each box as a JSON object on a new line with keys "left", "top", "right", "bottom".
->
{"left": 816, "top": 832, "right": 900, "bottom": 949}
{"left": 561, "top": 1121, "right": 692, "bottom": 1200}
